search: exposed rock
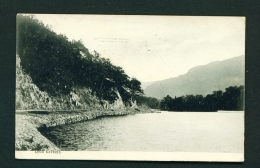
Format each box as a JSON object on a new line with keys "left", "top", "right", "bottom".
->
{"left": 15, "top": 54, "right": 152, "bottom": 151}
{"left": 16, "top": 54, "right": 124, "bottom": 111}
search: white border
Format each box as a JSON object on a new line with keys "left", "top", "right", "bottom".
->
{"left": 16, "top": 151, "right": 244, "bottom": 162}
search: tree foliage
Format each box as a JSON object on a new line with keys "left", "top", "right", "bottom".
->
{"left": 17, "top": 15, "right": 143, "bottom": 104}
{"left": 135, "top": 96, "right": 160, "bottom": 109}
{"left": 160, "top": 85, "right": 244, "bottom": 112}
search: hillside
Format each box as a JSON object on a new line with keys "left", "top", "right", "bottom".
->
{"left": 16, "top": 15, "right": 144, "bottom": 110}
{"left": 144, "top": 56, "right": 245, "bottom": 99}
{"left": 141, "top": 81, "right": 155, "bottom": 90}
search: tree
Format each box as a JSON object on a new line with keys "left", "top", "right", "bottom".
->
{"left": 223, "top": 86, "right": 244, "bottom": 110}
{"left": 160, "top": 95, "right": 172, "bottom": 111}
{"left": 128, "top": 78, "right": 144, "bottom": 98}
{"left": 17, "top": 15, "right": 140, "bottom": 106}
{"left": 159, "top": 85, "right": 244, "bottom": 112}
{"left": 135, "top": 96, "right": 160, "bottom": 109}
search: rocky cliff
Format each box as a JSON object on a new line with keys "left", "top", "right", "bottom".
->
{"left": 16, "top": 55, "right": 125, "bottom": 110}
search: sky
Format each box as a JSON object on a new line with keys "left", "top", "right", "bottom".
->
{"left": 30, "top": 14, "right": 245, "bottom": 82}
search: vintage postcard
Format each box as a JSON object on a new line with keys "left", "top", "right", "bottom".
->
{"left": 16, "top": 14, "right": 245, "bottom": 161}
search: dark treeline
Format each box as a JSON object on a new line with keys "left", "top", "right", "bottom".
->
{"left": 160, "top": 85, "right": 244, "bottom": 112}
{"left": 17, "top": 15, "right": 143, "bottom": 106}
{"left": 135, "top": 96, "right": 160, "bottom": 109}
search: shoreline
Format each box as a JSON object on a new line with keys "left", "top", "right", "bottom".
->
{"left": 16, "top": 108, "right": 155, "bottom": 151}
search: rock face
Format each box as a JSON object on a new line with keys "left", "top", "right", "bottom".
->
{"left": 16, "top": 55, "right": 125, "bottom": 110}
{"left": 144, "top": 56, "right": 245, "bottom": 99}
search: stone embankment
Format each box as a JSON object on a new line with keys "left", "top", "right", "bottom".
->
{"left": 15, "top": 55, "right": 157, "bottom": 151}
{"left": 16, "top": 108, "right": 154, "bottom": 151}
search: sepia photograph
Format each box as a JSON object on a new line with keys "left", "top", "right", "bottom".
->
{"left": 15, "top": 14, "right": 245, "bottom": 161}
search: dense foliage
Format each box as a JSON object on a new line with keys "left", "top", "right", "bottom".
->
{"left": 160, "top": 86, "right": 244, "bottom": 111}
{"left": 135, "top": 96, "right": 160, "bottom": 109}
{"left": 17, "top": 15, "right": 143, "bottom": 104}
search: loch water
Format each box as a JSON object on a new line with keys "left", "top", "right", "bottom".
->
{"left": 41, "top": 111, "right": 244, "bottom": 152}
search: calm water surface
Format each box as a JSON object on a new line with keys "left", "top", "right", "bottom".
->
{"left": 42, "top": 112, "right": 244, "bottom": 152}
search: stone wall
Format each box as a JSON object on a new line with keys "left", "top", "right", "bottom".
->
{"left": 16, "top": 108, "right": 149, "bottom": 151}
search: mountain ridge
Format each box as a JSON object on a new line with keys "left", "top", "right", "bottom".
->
{"left": 141, "top": 81, "right": 155, "bottom": 90}
{"left": 144, "top": 56, "right": 245, "bottom": 99}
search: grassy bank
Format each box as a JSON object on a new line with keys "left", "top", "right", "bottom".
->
{"left": 16, "top": 108, "right": 155, "bottom": 151}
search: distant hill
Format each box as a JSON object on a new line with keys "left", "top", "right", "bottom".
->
{"left": 144, "top": 56, "right": 245, "bottom": 99}
{"left": 141, "top": 81, "right": 155, "bottom": 90}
